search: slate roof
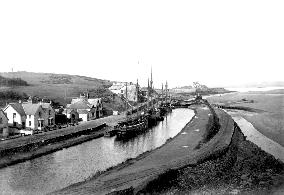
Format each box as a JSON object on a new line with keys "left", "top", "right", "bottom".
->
{"left": 71, "top": 98, "right": 81, "bottom": 104}
{"left": 40, "top": 103, "right": 51, "bottom": 109}
{"left": 22, "top": 103, "right": 41, "bottom": 115}
{"left": 68, "top": 99, "right": 92, "bottom": 109}
{"left": 4, "top": 102, "right": 51, "bottom": 116}
{"left": 8, "top": 103, "right": 26, "bottom": 116}
{"left": 77, "top": 109, "right": 89, "bottom": 114}
{"left": 87, "top": 98, "right": 101, "bottom": 107}
{"left": 69, "top": 98, "right": 101, "bottom": 109}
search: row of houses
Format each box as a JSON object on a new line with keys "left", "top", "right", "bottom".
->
{"left": 0, "top": 94, "right": 103, "bottom": 138}
{"left": 3, "top": 97, "right": 55, "bottom": 131}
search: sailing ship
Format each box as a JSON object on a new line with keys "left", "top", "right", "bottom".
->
{"left": 105, "top": 80, "right": 149, "bottom": 138}
{"left": 114, "top": 79, "right": 151, "bottom": 139}
{"left": 105, "top": 68, "right": 171, "bottom": 139}
{"left": 115, "top": 114, "right": 149, "bottom": 138}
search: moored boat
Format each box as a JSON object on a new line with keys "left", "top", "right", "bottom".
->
{"left": 104, "top": 129, "right": 118, "bottom": 137}
{"left": 115, "top": 115, "right": 149, "bottom": 139}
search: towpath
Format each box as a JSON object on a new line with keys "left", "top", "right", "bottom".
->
{"left": 54, "top": 105, "right": 234, "bottom": 195}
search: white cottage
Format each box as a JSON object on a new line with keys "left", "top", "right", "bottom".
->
{"left": 22, "top": 103, "right": 45, "bottom": 130}
{"left": 4, "top": 99, "right": 55, "bottom": 130}
{"left": 65, "top": 94, "right": 103, "bottom": 122}
{"left": 3, "top": 102, "right": 26, "bottom": 128}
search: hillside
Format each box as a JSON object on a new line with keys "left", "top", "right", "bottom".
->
{"left": 0, "top": 75, "right": 28, "bottom": 87}
{"left": 0, "top": 71, "right": 112, "bottom": 106}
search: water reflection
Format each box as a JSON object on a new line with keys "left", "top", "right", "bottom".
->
{"left": 0, "top": 108, "right": 194, "bottom": 195}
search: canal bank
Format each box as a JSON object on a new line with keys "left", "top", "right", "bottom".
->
{"left": 0, "top": 114, "right": 126, "bottom": 169}
{"left": 150, "top": 122, "right": 284, "bottom": 195}
{"left": 54, "top": 104, "right": 234, "bottom": 195}
{"left": 0, "top": 123, "right": 107, "bottom": 168}
{"left": 0, "top": 108, "right": 194, "bottom": 195}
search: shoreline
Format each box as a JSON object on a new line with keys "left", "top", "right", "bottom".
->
{"left": 207, "top": 92, "right": 284, "bottom": 147}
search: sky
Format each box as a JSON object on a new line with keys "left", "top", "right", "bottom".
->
{"left": 0, "top": 0, "right": 283, "bottom": 88}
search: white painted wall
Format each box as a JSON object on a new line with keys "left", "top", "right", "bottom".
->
{"left": 24, "top": 107, "right": 44, "bottom": 130}
{"left": 79, "top": 114, "right": 88, "bottom": 122}
{"left": 25, "top": 115, "right": 35, "bottom": 129}
{"left": 4, "top": 106, "right": 24, "bottom": 126}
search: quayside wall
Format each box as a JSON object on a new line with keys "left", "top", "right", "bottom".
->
{"left": 0, "top": 123, "right": 106, "bottom": 158}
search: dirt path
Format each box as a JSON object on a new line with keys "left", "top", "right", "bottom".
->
{"left": 232, "top": 115, "right": 284, "bottom": 162}
{"left": 54, "top": 105, "right": 235, "bottom": 195}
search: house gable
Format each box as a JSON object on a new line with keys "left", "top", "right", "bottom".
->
{"left": 3, "top": 104, "right": 26, "bottom": 126}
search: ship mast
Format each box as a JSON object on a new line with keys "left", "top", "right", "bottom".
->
{"left": 125, "top": 82, "right": 128, "bottom": 117}
{"left": 150, "top": 67, "right": 153, "bottom": 108}
{"left": 161, "top": 83, "right": 164, "bottom": 105}
{"left": 136, "top": 79, "right": 139, "bottom": 117}
{"left": 147, "top": 78, "right": 150, "bottom": 110}
{"left": 165, "top": 81, "right": 168, "bottom": 104}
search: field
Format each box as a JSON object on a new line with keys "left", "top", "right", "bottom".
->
{"left": 207, "top": 89, "right": 284, "bottom": 146}
{"left": 0, "top": 71, "right": 113, "bottom": 106}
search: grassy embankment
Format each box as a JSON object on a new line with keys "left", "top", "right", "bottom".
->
{"left": 138, "top": 123, "right": 284, "bottom": 195}
{"left": 195, "top": 100, "right": 220, "bottom": 149}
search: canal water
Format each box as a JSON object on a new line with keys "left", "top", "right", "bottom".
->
{"left": 0, "top": 108, "right": 194, "bottom": 195}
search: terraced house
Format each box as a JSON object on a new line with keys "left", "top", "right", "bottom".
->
{"left": 3, "top": 98, "right": 55, "bottom": 131}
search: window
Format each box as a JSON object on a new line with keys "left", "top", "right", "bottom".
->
{"left": 13, "top": 113, "right": 16, "bottom": 118}
{"left": 0, "top": 118, "right": 2, "bottom": 124}
{"left": 39, "top": 112, "right": 41, "bottom": 118}
{"left": 29, "top": 121, "right": 31, "bottom": 126}
{"left": 49, "top": 110, "right": 51, "bottom": 115}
